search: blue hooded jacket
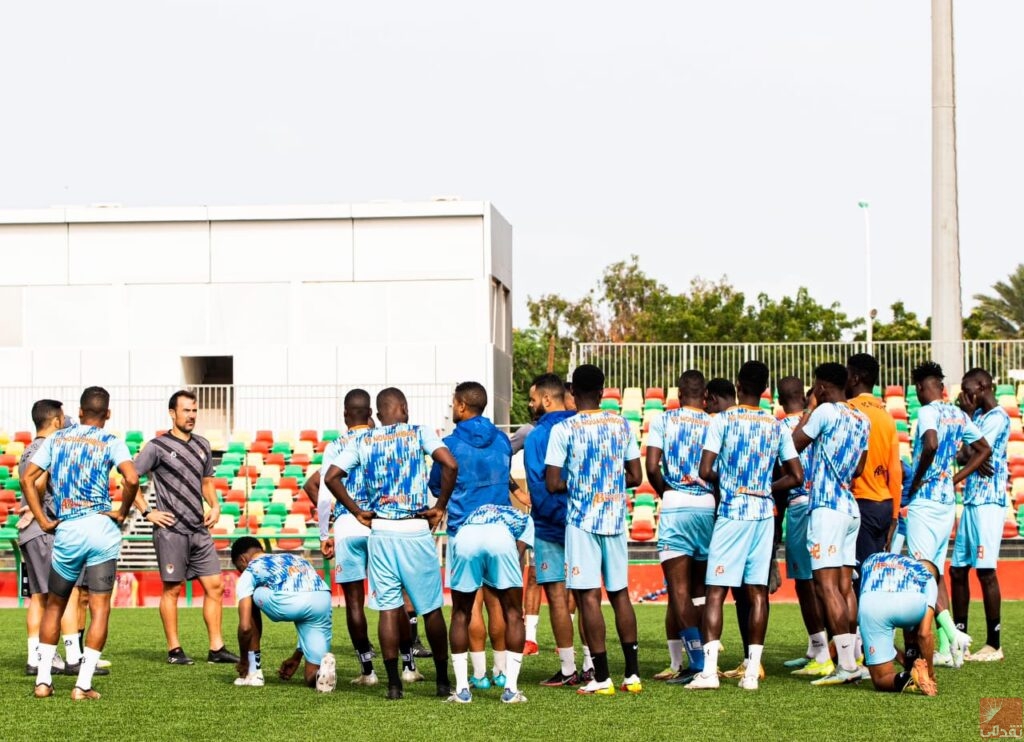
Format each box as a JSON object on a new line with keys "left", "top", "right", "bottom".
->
{"left": 428, "top": 415, "right": 512, "bottom": 535}
{"left": 524, "top": 410, "right": 575, "bottom": 544}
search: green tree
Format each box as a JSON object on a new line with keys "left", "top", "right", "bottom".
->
{"left": 972, "top": 263, "right": 1024, "bottom": 338}
{"left": 511, "top": 328, "right": 568, "bottom": 424}
{"left": 855, "top": 301, "right": 930, "bottom": 341}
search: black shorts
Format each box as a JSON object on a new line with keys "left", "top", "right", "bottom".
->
{"left": 20, "top": 534, "right": 54, "bottom": 596}
{"left": 154, "top": 529, "right": 222, "bottom": 583}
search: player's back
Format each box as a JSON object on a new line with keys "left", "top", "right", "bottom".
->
{"left": 912, "top": 401, "right": 971, "bottom": 503}
{"left": 707, "top": 405, "right": 787, "bottom": 520}
{"left": 321, "top": 426, "right": 372, "bottom": 512}
{"left": 245, "top": 553, "right": 328, "bottom": 593}
{"left": 352, "top": 422, "right": 435, "bottom": 517}
{"left": 860, "top": 552, "right": 934, "bottom": 595}
{"left": 43, "top": 424, "right": 125, "bottom": 520}
{"left": 806, "top": 402, "right": 870, "bottom": 515}
{"left": 649, "top": 406, "right": 713, "bottom": 495}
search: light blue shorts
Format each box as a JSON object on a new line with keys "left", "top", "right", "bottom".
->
{"left": 657, "top": 507, "right": 715, "bottom": 562}
{"left": 706, "top": 517, "right": 773, "bottom": 587}
{"left": 906, "top": 499, "right": 955, "bottom": 575}
{"left": 51, "top": 513, "right": 122, "bottom": 583}
{"left": 333, "top": 515, "right": 370, "bottom": 584}
{"left": 564, "top": 524, "right": 628, "bottom": 592}
{"left": 859, "top": 583, "right": 937, "bottom": 666}
{"left": 951, "top": 504, "right": 1004, "bottom": 570}
{"left": 807, "top": 507, "right": 859, "bottom": 571}
{"left": 534, "top": 537, "right": 565, "bottom": 585}
{"left": 252, "top": 587, "right": 333, "bottom": 665}
{"left": 785, "top": 501, "right": 812, "bottom": 580}
{"left": 447, "top": 523, "right": 522, "bottom": 593}
{"left": 367, "top": 524, "right": 443, "bottom": 614}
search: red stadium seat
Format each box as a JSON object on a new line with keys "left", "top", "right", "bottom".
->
{"left": 250, "top": 441, "right": 271, "bottom": 454}
{"left": 635, "top": 481, "right": 657, "bottom": 496}
{"left": 155, "top": 430, "right": 167, "bottom": 437}
{"left": 891, "top": 408, "right": 909, "bottom": 421}
{"left": 290, "top": 454, "right": 311, "bottom": 467}
{"left": 276, "top": 528, "right": 304, "bottom": 551}
{"left": 225, "top": 490, "right": 246, "bottom": 504}
{"left": 645, "top": 387, "right": 665, "bottom": 401}
{"left": 211, "top": 528, "right": 231, "bottom": 550}
{"left": 0, "top": 492, "right": 15, "bottom": 506}
{"left": 279, "top": 477, "right": 298, "bottom": 492}
{"left": 602, "top": 388, "right": 621, "bottom": 400}
{"left": 212, "top": 477, "right": 229, "bottom": 491}
{"left": 630, "top": 522, "right": 655, "bottom": 541}
{"left": 1003, "top": 521, "right": 1019, "bottom": 539}
{"left": 255, "top": 430, "right": 274, "bottom": 444}
{"left": 665, "top": 398, "right": 680, "bottom": 410}
{"left": 1010, "top": 429, "right": 1024, "bottom": 442}
{"left": 237, "top": 466, "right": 260, "bottom": 481}
{"left": 300, "top": 430, "right": 319, "bottom": 443}
{"left": 884, "top": 385, "right": 904, "bottom": 398}
{"left": 264, "top": 453, "right": 286, "bottom": 467}
{"left": 290, "top": 499, "right": 313, "bottom": 518}
{"left": 0, "top": 454, "right": 16, "bottom": 468}
{"left": 14, "top": 431, "right": 33, "bottom": 445}
{"left": 898, "top": 431, "right": 910, "bottom": 443}
{"left": 1007, "top": 406, "right": 1021, "bottom": 419}
{"left": 315, "top": 441, "right": 328, "bottom": 453}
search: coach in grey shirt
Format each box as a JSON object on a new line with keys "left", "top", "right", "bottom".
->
{"left": 133, "top": 390, "right": 239, "bottom": 666}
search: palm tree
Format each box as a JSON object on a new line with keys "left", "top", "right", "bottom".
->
{"left": 973, "top": 263, "right": 1024, "bottom": 338}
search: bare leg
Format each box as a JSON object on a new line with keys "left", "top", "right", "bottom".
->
{"left": 197, "top": 573, "right": 226, "bottom": 651}
{"left": 543, "top": 581, "right": 574, "bottom": 648}
{"left": 159, "top": 582, "right": 184, "bottom": 651}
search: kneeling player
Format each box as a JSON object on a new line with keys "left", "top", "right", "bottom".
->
{"left": 230, "top": 537, "right": 336, "bottom": 692}
{"left": 858, "top": 552, "right": 938, "bottom": 695}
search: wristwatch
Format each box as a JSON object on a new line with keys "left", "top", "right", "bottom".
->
{"left": 141, "top": 508, "right": 152, "bottom": 519}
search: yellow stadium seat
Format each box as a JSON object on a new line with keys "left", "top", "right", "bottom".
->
{"left": 259, "top": 465, "right": 281, "bottom": 484}
{"left": 272, "top": 489, "right": 293, "bottom": 506}
{"left": 230, "top": 477, "right": 249, "bottom": 492}
{"left": 294, "top": 440, "right": 314, "bottom": 458}
{"left": 284, "top": 514, "right": 307, "bottom": 531}
{"left": 1008, "top": 441, "right": 1024, "bottom": 460}
{"left": 0, "top": 431, "right": 10, "bottom": 446}
{"left": 232, "top": 430, "right": 253, "bottom": 445}
{"left": 247, "top": 501, "right": 265, "bottom": 519}
{"left": 5, "top": 441, "right": 25, "bottom": 459}
{"left": 885, "top": 397, "right": 907, "bottom": 413}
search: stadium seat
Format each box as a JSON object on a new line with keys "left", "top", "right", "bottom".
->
{"left": 599, "top": 399, "right": 621, "bottom": 411}
{"left": 283, "top": 464, "right": 305, "bottom": 478}
{"left": 244, "top": 452, "right": 264, "bottom": 468}
{"left": 644, "top": 387, "right": 665, "bottom": 401}
{"left": 665, "top": 398, "right": 680, "bottom": 410}
{"left": 220, "top": 502, "right": 241, "bottom": 518}
{"left": 643, "top": 399, "right": 664, "bottom": 411}
{"left": 214, "top": 464, "right": 237, "bottom": 478}
{"left": 271, "top": 441, "right": 292, "bottom": 455}
{"left": 602, "top": 388, "right": 622, "bottom": 401}
{"left": 225, "top": 490, "right": 246, "bottom": 505}
{"left": 279, "top": 476, "right": 299, "bottom": 492}
{"left": 211, "top": 528, "right": 231, "bottom": 550}
{"left": 267, "top": 502, "right": 289, "bottom": 517}
{"left": 0, "top": 454, "right": 16, "bottom": 468}
{"left": 125, "top": 430, "right": 144, "bottom": 444}
{"left": 250, "top": 441, "right": 271, "bottom": 455}
{"left": 271, "top": 490, "right": 293, "bottom": 506}
{"left": 4, "top": 480, "right": 21, "bottom": 491}
{"left": 293, "top": 441, "right": 315, "bottom": 458}
{"left": 275, "top": 528, "right": 305, "bottom": 551}
{"left": 299, "top": 430, "right": 318, "bottom": 444}
{"left": 14, "top": 431, "right": 32, "bottom": 445}
{"left": 630, "top": 521, "right": 655, "bottom": 541}
{"left": 227, "top": 441, "right": 247, "bottom": 455}
{"left": 255, "top": 430, "right": 274, "bottom": 444}
{"left": 315, "top": 441, "right": 329, "bottom": 453}
{"left": 884, "top": 385, "right": 904, "bottom": 398}
{"left": 249, "top": 489, "right": 271, "bottom": 503}
{"left": 290, "top": 499, "right": 314, "bottom": 518}
{"left": 0, "top": 468, "right": 7, "bottom": 480}
{"left": 264, "top": 453, "right": 286, "bottom": 467}
{"left": 322, "top": 429, "right": 340, "bottom": 442}
{"left": 259, "top": 466, "right": 281, "bottom": 484}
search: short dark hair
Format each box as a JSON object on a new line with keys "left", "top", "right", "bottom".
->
{"left": 912, "top": 361, "right": 944, "bottom": 386}
{"left": 344, "top": 388, "right": 372, "bottom": 411}
{"left": 963, "top": 367, "right": 993, "bottom": 388}
{"left": 847, "top": 353, "right": 879, "bottom": 387}
{"left": 814, "top": 362, "right": 848, "bottom": 391}
{"left": 706, "top": 378, "right": 736, "bottom": 403}
{"left": 777, "top": 376, "right": 805, "bottom": 406}
{"left": 80, "top": 386, "right": 110, "bottom": 418}
{"left": 532, "top": 373, "right": 565, "bottom": 400}
{"left": 168, "top": 389, "right": 197, "bottom": 411}
{"left": 454, "top": 381, "right": 488, "bottom": 413}
{"left": 31, "top": 399, "right": 63, "bottom": 431}
{"left": 571, "top": 364, "right": 605, "bottom": 397}
{"left": 376, "top": 387, "right": 407, "bottom": 410}
{"left": 677, "top": 370, "right": 706, "bottom": 399}
{"left": 230, "top": 536, "right": 262, "bottom": 564}
{"left": 737, "top": 360, "right": 770, "bottom": 397}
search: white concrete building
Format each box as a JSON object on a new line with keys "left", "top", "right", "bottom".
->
{"left": 0, "top": 201, "right": 513, "bottom": 438}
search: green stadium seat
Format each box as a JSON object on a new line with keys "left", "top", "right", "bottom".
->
{"left": 623, "top": 410, "right": 642, "bottom": 422}
{"left": 283, "top": 464, "right": 305, "bottom": 478}
{"left": 759, "top": 399, "right": 772, "bottom": 411}
{"left": 126, "top": 441, "right": 140, "bottom": 455}
{"left": 997, "top": 384, "right": 1015, "bottom": 398}
{"left": 600, "top": 399, "right": 621, "bottom": 411}
{"left": 895, "top": 420, "right": 910, "bottom": 433}
{"left": 271, "top": 442, "right": 292, "bottom": 454}
{"left": 873, "top": 385, "right": 883, "bottom": 398}
{"left": 312, "top": 454, "right": 323, "bottom": 465}
{"left": 125, "top": 430, "right": 144, "bottom": 443}
{"left": 267, "top": 502, "right": 289, "bottom": 517}
{"left": 0, "top": 468, "right": 7, "bottom": 480}
{"left": 220, "top": 502, "right": 241, "bottom": 518}
{"left": 262, "top": 515, "right": 284, "bottom": 529}
{"left": 322, "top": 430, "right": 340, "bottom": 442}
{"left": 250, "top": 489, "right": 272, "bottom": 503}
{"left": 643, "top": 399, "right": 664, "bottom": 411}
{"left": 214, "top": 465, "right": 238, "bottom": 478}
{"left": 221, "top": 453, "right": 244, "bottom": 465}
{"left": 633, "top": 493, "right": 656, "bottom": 509}
{"left": 227, "top": 441, "right": 247, "bottom": 454}
{"left": 4, "top": 480, "right": 20, "bottom": 491}
{"left": 255, "top": 477, "right": 276, "bottom": 490}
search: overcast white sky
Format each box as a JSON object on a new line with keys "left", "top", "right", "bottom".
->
{"left": 3, "top": 1, "right": 1021, "bottom": 328}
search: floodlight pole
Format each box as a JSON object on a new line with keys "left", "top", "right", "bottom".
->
{"left": 931, "top": 0, "right": 964, "bottom": 382}
{"left": 859, "top": 201, "right": 873, "bottom": 354}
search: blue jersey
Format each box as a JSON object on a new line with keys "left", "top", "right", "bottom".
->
{"left": 236, "top": 553, "right": 329, "bottom": 599}
{"left": 336, "top": 422, "right": 444, "bottom": 519}
{"left": 525, "top": 410, "right": 575, "bottom": 543}
{"left": 646, "top": 406, "right": 713, "bottom": 496}
{"left": 702, "top": 406, "right": 798, "bottom": 521}
{"left": 860, "top": 552, "right": 935, "bottom": 597}
{"left": 802, "top": 402, "right": 870, "bottom": 517}
{"left": 321, "top": 426, "right": 372, "bottom": 517}
{"left": 30, "top": 424, "right": 131, "bottom": 522}
{"left": 429, "top": 415, "right": 512, "bottom": 535}
{"left": 782, "top": 414, "right": 813, "bottom": 502}
{"left": 544, "top": 410, "right": 641, "bottom": 536}
{"left": 911, "top": 402, "right": 983, "bottom": 505}
{"left": 464, "top": 504, "right": 531, "bottom": 543}
{"left": 963, "top": 407, "right": 1010, "bottom": 507}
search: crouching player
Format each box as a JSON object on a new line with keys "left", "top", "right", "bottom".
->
{"left": 230, "top": 537, "right": 336, "bottom": 693}
{"left": 858, "top": 551, "right": 938, "bottom": 696}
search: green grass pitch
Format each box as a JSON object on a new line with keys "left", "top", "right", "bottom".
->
{"left": 2, "top": 602, "right": 1019, "bottom": 741}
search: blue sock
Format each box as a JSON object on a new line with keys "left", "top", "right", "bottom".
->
{"left": 681, "top": 627, "right": 704, "bottom": 672}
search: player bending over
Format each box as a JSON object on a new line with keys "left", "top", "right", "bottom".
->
{"left": 230, "top": 537, "right": 336, "bottom": 692}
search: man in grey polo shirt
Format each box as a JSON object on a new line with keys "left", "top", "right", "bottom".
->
{"left": 133, "top": 390, "right": 239, "bottom": 666}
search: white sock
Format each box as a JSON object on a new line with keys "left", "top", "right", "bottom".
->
{"left": 667, "top": 639, "right": 684, "bottom": 671}
{"left": 77, "top": 647, "right": 101, "bottom": 690}
{"left": 493, "top": 649, "right": 507, "bottom": 675}
{"left": 810, "top": 631, "right": 829, "bottom": 663}
{"left": 557, "top": 647, "right": 576, "bottom": 676}
{"left": 470, "top": 651, "right": 487, "bottom": 679}
{"left": 582, "top": 645, "right": 594, "bottom": 672}
{"left": 247, "top": 650, "right": 262, "bottom": 671}
{"left": 36, "top": 643, "right": 57, "bottom": 686}
{"left": 703, "top": 640, "right": 722, "bottom": 677}
{"left": 504, "top": 651, "right": 523, "bottom": 693}
{"left": 453, "top": 652, "right": 469, "bottom": 692}
{"left": 854, "top": 629, "right": 863, "bottom": 661}
{"left": 64, "top": 633, "right": 83, "bottom": 665}
{"left": 835, "top": 633, "right": 857, "bottom": 672}
{"left": 525, "top": 615, "right": 539, "bottom": 643}
{"left": 28, "top": 636, "right": 40, "bottom": 665}
{"left": 745, "top": 644, "right": 764, "bottom": 678}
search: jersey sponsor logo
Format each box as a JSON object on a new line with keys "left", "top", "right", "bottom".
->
{"left": 540, "top": 561, "right": 549, "bottom": 572}
{"left": 810, "top": 543, "right": 821, "bottom": 560}
{"left": 827, "top": 544, "right": 837, "bottom": 556}
{"left": 166, "top": 564, "right": 175, "bottom": 575}
{"left": 170, "top": 451, "right": 178, "bottom": 459}
{"left": 868, "top": 645, "right": 875, "bottom": 656}
{"left": 978, "top": 545, "right": 985, "bottom": 559}
{"left": 714, "top": 565, "right": 725, "bottom": 576}
{"left": 571, "top": 566, "right": 581, "bottom": 577}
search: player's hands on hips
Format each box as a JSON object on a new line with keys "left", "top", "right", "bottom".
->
{"left": 106, "top": 510, "right": 126, "bottom": 526}
{"left": 419, "top": 507, "right": 444, "bottom": 532}
{"left": 204, "top": 504, "right": 220, "bottom": 529}
{"left": 355, "top": 510, "right": 374, "bottom": 528}
{"left": 321, "top": 539, "right": 335, "bottom": 559}
{"left": 278, "top": 656, "right": 300, "bottom": 681}
{"left": 38, "top": 517, "right": 60, "bottom": 534}
{"left": 147, "top": 510, "right": 176, "bottom": 528}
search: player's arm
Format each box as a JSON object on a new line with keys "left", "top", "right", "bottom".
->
{"left": 909, "top": 430, "right": 937, "bottom": 493}
{"left": 302, "top": 469, "right": 321, "bottom": 506}
{"left": 21, "top": 462, "right": 57, "bottom": 532}
{"left": 698, "top": 450, "right": 719, "bottom": 486}
{"left": 543, "top": 423, "right": 570, "bottom": 494}
{"left": 202, "top": 476, "right": 219, "bottom": 528}
{"left": 645, "top": 447, "right": 667, "bottom": 495}
{"left": 115, "top": 460, "right": 140, "bottom": 522}
{"left": 133, "top": 444, "right": 174, "bottom": 527}
{"left": 509, "top": 476, "right": 531, "bottom": 509}
{"left": 324, "top": 463, "right": 368, "bottom": 525}
{"left": 852, "top": 449, "right": 868, "bottom": 480}
{"left": 772, "top": 457, "right": 802, "bottom": 495}
{"left": 951, "top": 428, "right": 991, "bottom": 486}
{"left": 625, "top": 457, "right": 642, "bottom": 489}
{"left": 420, "top": 446, "right": 457, "bottom": 531}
